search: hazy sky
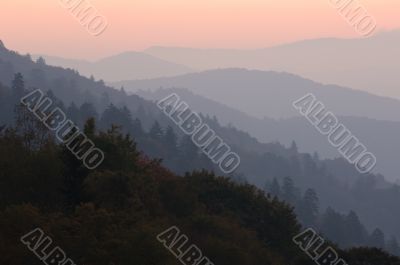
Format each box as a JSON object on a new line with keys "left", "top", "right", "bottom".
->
{"left": 1, "top": 0, "right": 399, "bottom": 59}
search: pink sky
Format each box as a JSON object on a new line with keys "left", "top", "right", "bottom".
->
{"left": 1, "top": 0, "right": 399, "bottom": 59}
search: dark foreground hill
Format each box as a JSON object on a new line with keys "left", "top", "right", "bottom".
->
{"left": 0, "top": 113, "right": 399, "bottom": 264}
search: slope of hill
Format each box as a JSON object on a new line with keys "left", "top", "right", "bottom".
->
{"left": 112, "top": 68, "right": 400, "bottom": 122}
{"left": 133, "top": 87, "right": 400, "bottom": 182}
{"left": 144, "top": 29, "right": 400, "bottom": 99}
{"left": 33, "top": 51, "right": 194, "bottom": 81}
{"left": 0, "top": 40, "right": 164, "bottom": 114}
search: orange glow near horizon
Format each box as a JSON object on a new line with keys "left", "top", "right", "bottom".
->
{"left": 1, "top": 0, "right": 399, "bottom": 59}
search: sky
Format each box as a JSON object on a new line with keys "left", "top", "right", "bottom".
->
{"left": 1, "top": 0, "right": 399, "bottom": 60}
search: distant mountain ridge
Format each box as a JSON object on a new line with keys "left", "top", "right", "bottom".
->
{"left": 33, "top": 51, "right": 194, "bottom": 82}
{"left": 112, "top": 68, "right": 400, "bottom": 122}
{"left": 32, "top": 30, "right": 400, "bottom": 99}
{"left": 144, "top": 30, "right": 400, "bottom": 99}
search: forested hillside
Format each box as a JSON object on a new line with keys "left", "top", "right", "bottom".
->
{"left": 1, "top": 107, "right": 399, "bottom": 264}
{"left": 1, "top": 42, "right": 400, "bottom": 260}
